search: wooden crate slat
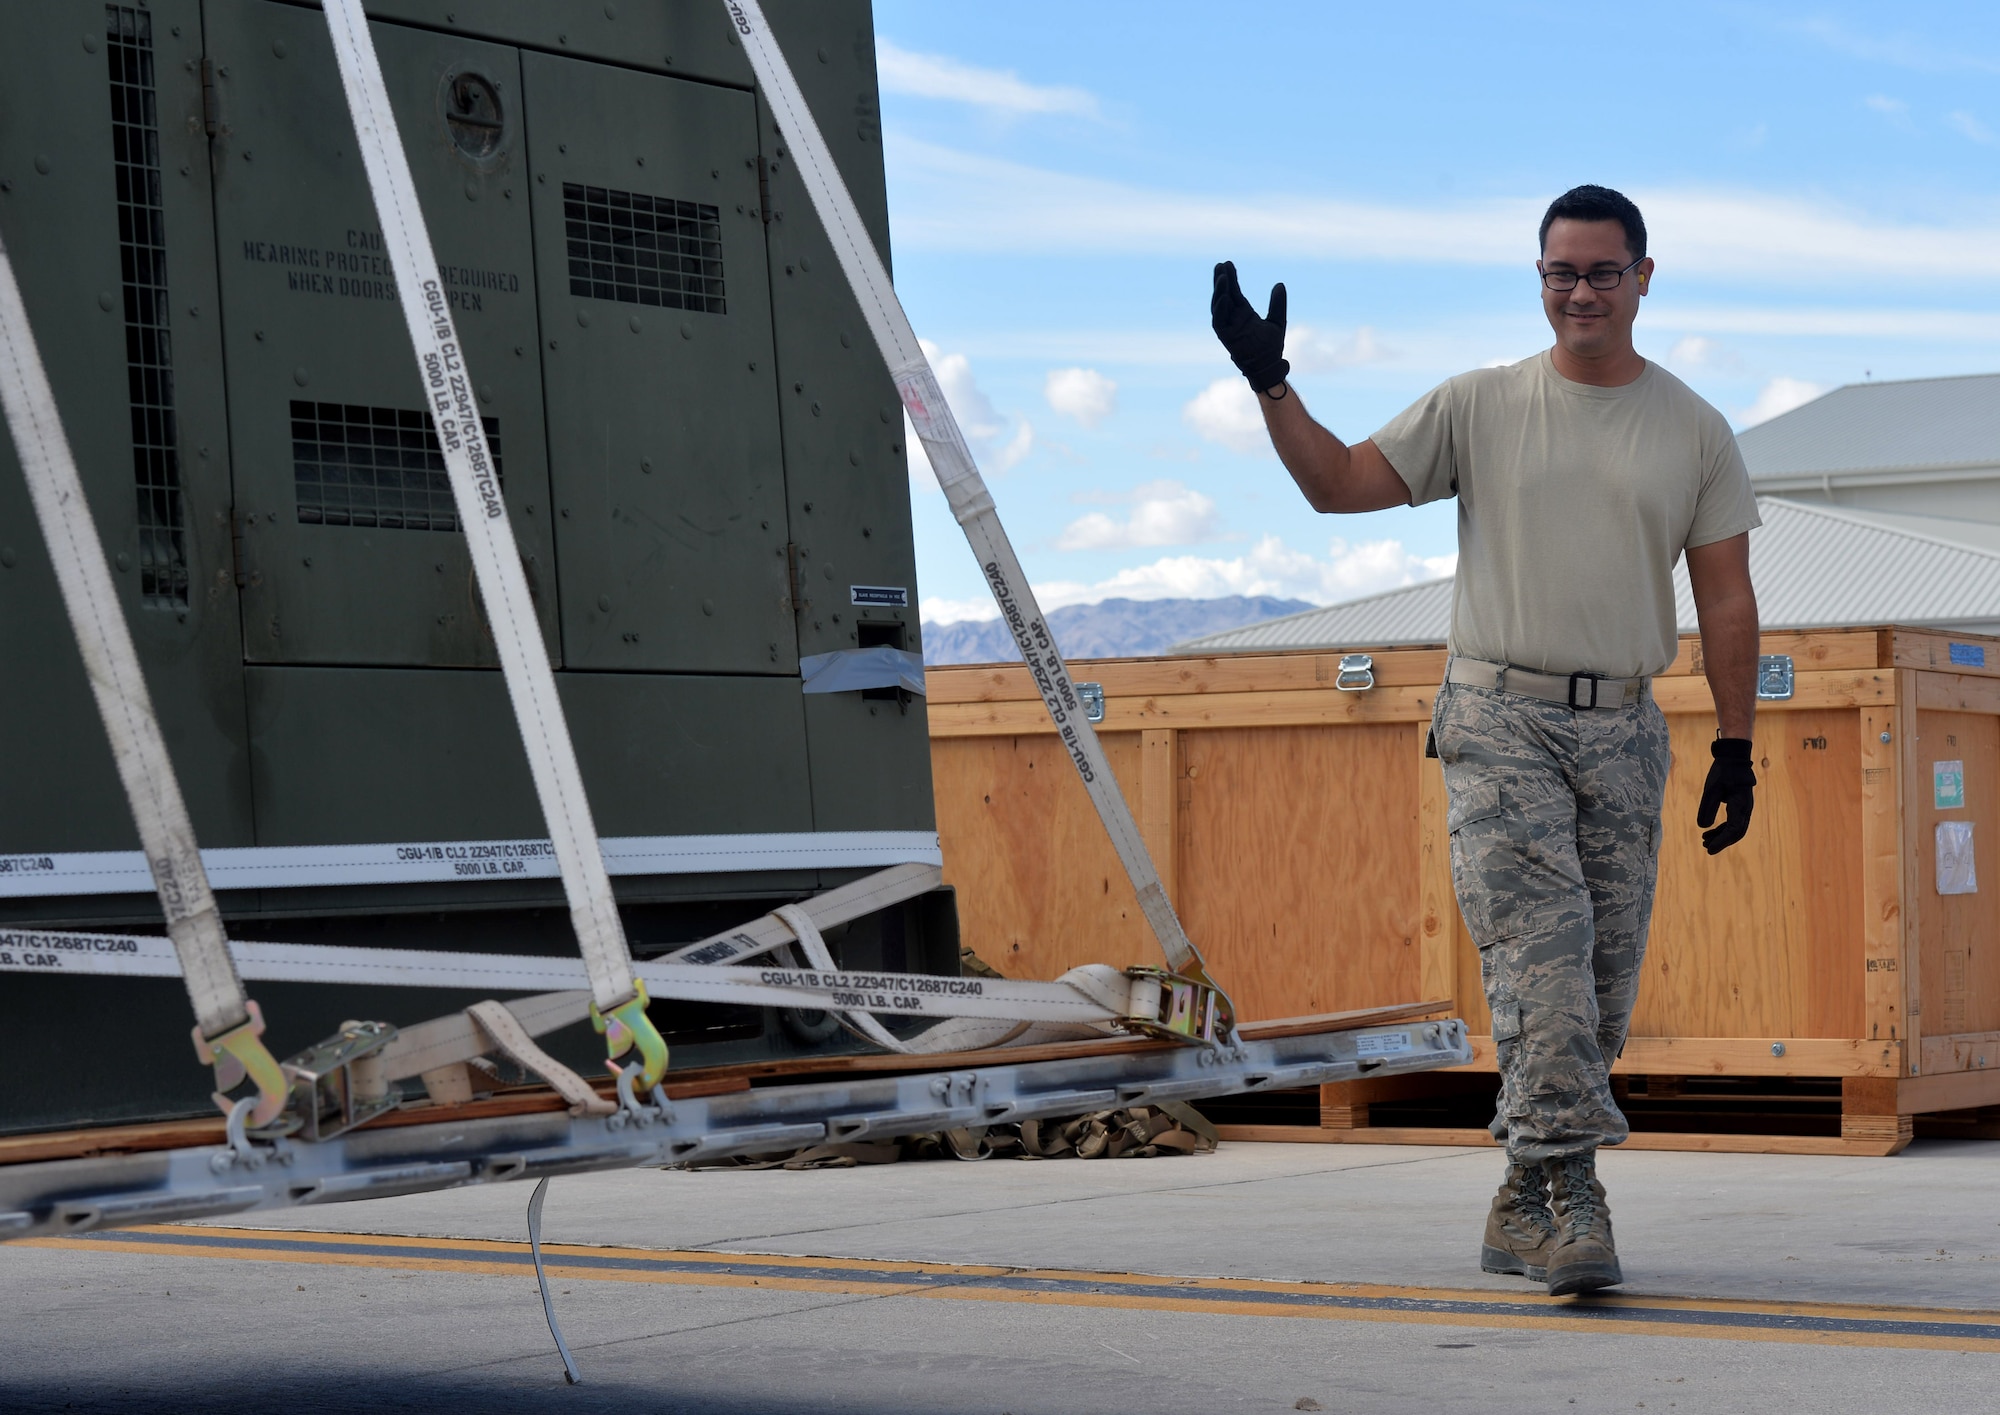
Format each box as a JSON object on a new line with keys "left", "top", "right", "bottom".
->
{"left": 926, "top": 626, "right": 2000, "bottom": 1145}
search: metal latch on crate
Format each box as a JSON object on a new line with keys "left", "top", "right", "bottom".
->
{"left": 1335, "top": 654, "right": 1375, "bottom": 691}
{"left": 1756, "top": 654, "right": 1794, "bottom": 700}
{"left": 282, "top": 1021, "right": 398, "bottom": 1141}
{"left": 1077, "top": 682, "right": 1106, "bottom": 722}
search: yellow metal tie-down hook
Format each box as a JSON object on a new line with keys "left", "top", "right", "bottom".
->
{"left": 591, "top": 978, "right": 669, "bottom": 1092}
{"left": 192, "top": 999, "right": 290, "bottom": 1129}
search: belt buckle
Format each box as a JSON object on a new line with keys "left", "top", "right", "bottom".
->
{"left": 1567, "top": 671, "right": 1602, "bottom": 709}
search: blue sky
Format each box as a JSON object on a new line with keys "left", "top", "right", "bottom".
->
{"left": 870, "top": 2, "right": 2000, "bottom": 622}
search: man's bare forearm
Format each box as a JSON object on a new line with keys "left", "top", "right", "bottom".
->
{"left": 1698, "top": 590, "right": 1758, "bottom": 740}
{"left": 1259, "top": 383, "right": 1411, "bottom": 514}
{"left": 1685, "top": 534, "right": 1759, "bottom": 741}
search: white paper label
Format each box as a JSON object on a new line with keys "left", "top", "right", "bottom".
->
{"left": 1355, "top": 1030, "right": 1413, "bottom": 1057}
{"left": 1938, "top": 820, "right": 1978, "bottom": 895}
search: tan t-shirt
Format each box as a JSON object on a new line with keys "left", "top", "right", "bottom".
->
{"left": 1372, "top": 351, "right": 1760, "bottom": 678}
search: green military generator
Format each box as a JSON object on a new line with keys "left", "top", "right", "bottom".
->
{"left": 0, "top": 0, "right": 955, "bottom": 1133}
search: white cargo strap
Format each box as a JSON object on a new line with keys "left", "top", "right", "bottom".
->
{"left": 754, "top": 902, "right": 1083, "bottom": 1056}
{"left": 0, "top": 236, "right": 260, "bottom": 1063}
{"left": 772, "top": 902, "right": 907, "bottom": 1053}
{"left": 382, "top": 863, "right": 942, "bottom": 1079}
{"left": 0, "top": 830, "right": 941, "bottom": 899}
{"left": 320, "top": 0, "right": 639, "bottom": 1020}
{"left": 464, "top": 1001, "right": 615, "bottom": 1117}
{"left": 724, "top": 0, "right": 1207, "bottom": 984}
{"left": 0, "top": 928, "right": 1156, "bottom": 1027}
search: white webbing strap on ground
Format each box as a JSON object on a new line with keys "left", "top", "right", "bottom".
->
{"left": 0, "top": 234, "right": 257, "bottom": 1059}
{"left": 724, "top": 0, "right": 1206, "bottom": 984}
{"left": 320, "top": 0, "right": 639, "bottom": 1021}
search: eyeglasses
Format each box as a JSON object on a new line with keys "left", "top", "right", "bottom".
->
{"left": 1540, "top": 256, "right": 1644, "bottom": 292}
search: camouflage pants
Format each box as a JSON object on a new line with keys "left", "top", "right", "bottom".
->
{"left": 1432, "top": 676, "right": 1672, "bottom": 1163}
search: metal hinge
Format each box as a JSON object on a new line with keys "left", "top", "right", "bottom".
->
{"left": 229, "top": 509, "right": 246, "bottom": 589}
{"left": 756, "top": 153, "right": 773, "bottom": 225}
{"left": 200, "top": 57, "right": 221, "bottom": 138}
{"left": 785, "top": 542, "right": 809, "bottom": 613}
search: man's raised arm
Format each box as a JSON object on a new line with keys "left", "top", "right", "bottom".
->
{"left": 1211, "top": 261, "right": 1412, "bottom": 514}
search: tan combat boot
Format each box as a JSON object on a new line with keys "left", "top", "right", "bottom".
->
{"left": 1479, "top": 1161, "right": 1557, "bottom": 1282}
{"left": 1545, "top": 1153, "right": 1622, "bottom": 1295}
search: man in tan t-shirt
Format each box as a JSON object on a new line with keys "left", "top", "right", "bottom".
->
{"left": 1210, "top": 184, "right": 1760, "bottom": 1296}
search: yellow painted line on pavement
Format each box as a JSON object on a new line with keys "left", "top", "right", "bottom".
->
{"left": 21, "top": 1225, "right": 2000, "bottom": 1353}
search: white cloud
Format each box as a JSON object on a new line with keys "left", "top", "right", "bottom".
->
{"left": 1056, "top": 480, "right": 1220, "bottom": 551}
{"left": 1950, "top": 110, "right": 1997, "bottom": 145}
{"left": 923, "top": 338, "right": 1000, "bottom": 441}
{"left": 920, "top": 593, "right": 1004, "bottom": 624}
{"left": 1785, "top": 17, "right": 2000, "bottom": 76}
{"left": 1044, "top": 367, "right": 1118, "bottom": 427}
{"left": 876, "top": 40, "right": 1099, "bottom": 118}
{"left": 902, "top": 339, "right": 1034, "bottom": 488}
{"left": 920, "top": 535, "right": 1455, "bottom": 623}
{"left": 1663, "top": 335, "right": 1743, "bottom": 374}
{"left": 1033, "top": 534, "right": 1455, "bottom": 610}
{"left": 1667, "top": 335, "right": 1718, "bottom": 368}
{"left": 1737, "top": 376, "right": 1827, "bottom": 429}
{"left": 1181, "top": 377, "right": 1268, "bottom": 454}
{"left": 886, "top": 135, "right": 2000, "bottom": 282}
{"left": 1864, "top": 93, "right": 1909, "bottom": 116}
{"left": 1286, "top": 323, "right": 1394, "bottom": 373}
{"left": 992, "top": 418, "right": 1035, "bottom": 472}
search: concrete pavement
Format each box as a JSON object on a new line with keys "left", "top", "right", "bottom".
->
{"left": 2, "top": 1138, "right": 1996, "bottom": 1412}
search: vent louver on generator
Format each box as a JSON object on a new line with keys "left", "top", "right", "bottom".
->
{"left": 106, "top": 5, "right": 189, "bottom": 608}
{"left": 291, "top": 401, "right": 502, "bottom": 532}
{"left": 563, "top": 182, "right": 726, "bottom": 314}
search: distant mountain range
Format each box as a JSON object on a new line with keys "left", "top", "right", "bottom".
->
{"left": 920, "top": 596, "right": 1313, "bottom": 665}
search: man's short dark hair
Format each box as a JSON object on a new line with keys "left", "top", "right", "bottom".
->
{"left": 1539, "top": 185, "right": 1647, "bottom": 261}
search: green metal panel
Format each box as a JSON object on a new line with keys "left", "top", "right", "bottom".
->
{"left": 0, "top": 0, "right": 252, "bottom": 853}
{"left": 752, "top": 4, "right": 934, "bottom": 831}
{"left": 204, "top": 0, "right": 560, "bottom": 668}
{"left": 355, "top": 0, "right": 757, "bottom": 90}
{"left": 0, "top": 5, "right": 957, "bottom": 1126}
{"left": 521, "top": 51, "right": 794, "bottom": 674}
{"left": 246, "top": 664, "right": 812, "bottom": 845}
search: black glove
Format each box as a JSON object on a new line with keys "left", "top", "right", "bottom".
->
{"left": 1697, "top": 738, "right": 1756, "bottom": 854}
{"left": 1211, "top": 261, "right": 1289, "bottom": 392}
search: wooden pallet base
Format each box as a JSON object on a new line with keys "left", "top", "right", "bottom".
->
{"left": 1211, "top": 1124, "right": 1912, "bottom": 1158}
{"left": 1195, "top": 1065, "right": 2000, "bottom": 1157}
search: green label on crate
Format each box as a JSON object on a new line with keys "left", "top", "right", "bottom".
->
{"left": 1936, "top": 759, "right": 1966, "bottom": 811}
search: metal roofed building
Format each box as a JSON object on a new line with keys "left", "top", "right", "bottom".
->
{"left": 1174, "top": 497, "right": 2000, "bottom": 654}
{"left": 1739, "top": 371, "right": 2000, "bottom": 522}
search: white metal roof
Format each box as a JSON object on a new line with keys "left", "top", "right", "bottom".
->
{"left": 1175, "top": 497, "right": 2000, "bottom": 653}
{"left": 1173, "top": 576, "right": 1455, "bottom": 653}
{"left": 1739, "top": 372, "right": 2000, "bottom": 482}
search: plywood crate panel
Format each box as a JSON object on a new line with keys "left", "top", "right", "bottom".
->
{"left": 929, "top": 626, "right": 2000, "bottom": 1155}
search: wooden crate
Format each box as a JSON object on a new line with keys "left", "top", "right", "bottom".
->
{"left": 928, "top": 625, "right": 2000, "bottom": 1156}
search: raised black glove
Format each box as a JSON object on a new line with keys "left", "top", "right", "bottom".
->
{"left": 1211, "top": 261, "right": 1289, "bottom": 392}
{"left": 1697, "top": 738, "right": 1756, "bottom": 854}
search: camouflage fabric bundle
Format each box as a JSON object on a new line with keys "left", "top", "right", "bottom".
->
{"left": 683, "top": 1102, "right": 1218, "bottom": 1171}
